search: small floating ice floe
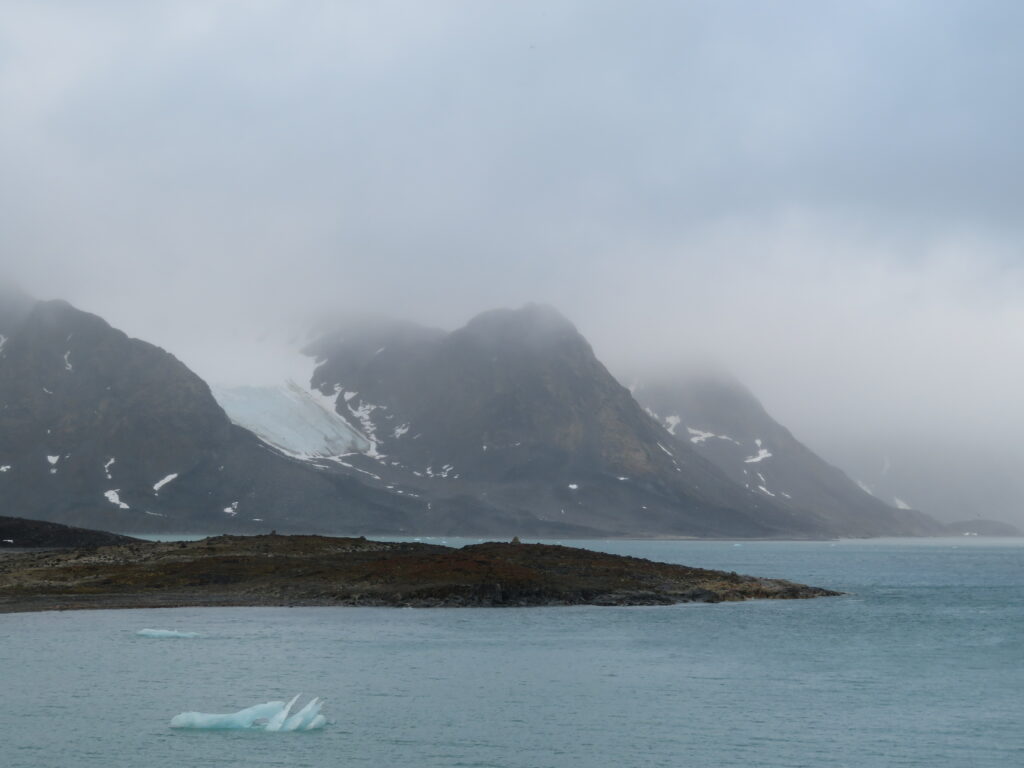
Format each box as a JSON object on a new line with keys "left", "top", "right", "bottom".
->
{"left": 137, "top": 628, "right": 201, "bottom": 639}
{"left": 170, "top": 694, "right": 326, "bottom": 731}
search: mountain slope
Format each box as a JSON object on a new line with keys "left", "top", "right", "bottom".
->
{"left": 305, "top": 305, "right": 832, "bottom": 537}
{"left": 0, "top": 295, "right": 421, "bottom": 533}
{"left": 632, "top": 371, "right": 943, "bottom": 536}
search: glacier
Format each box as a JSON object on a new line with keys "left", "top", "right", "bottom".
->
{"left": 170, "top": 695, "right": 326, "bottom": 731}
{"left": 137, "top": 628, "right": 200, "bottom": 638}
{"left": 212, "top": 380, "right": 370, "bottom": 459}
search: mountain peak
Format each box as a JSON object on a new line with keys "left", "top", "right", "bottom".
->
{"left": 461, "top": 304, "right": 581, "bottom": 347}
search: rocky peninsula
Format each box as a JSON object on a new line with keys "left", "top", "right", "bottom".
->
{"left": 0, "top": 532, "right": 839, "bottom": 612}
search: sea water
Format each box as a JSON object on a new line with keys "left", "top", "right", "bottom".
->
{"left": 1, "top": 538, "right": 1021, "bottom": 767}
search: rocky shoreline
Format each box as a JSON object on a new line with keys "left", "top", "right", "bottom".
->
{"left": 0, "top": 533, "right": 841, "bottom": 612}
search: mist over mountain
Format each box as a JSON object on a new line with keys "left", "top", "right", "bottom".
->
{"left": 629, "top": 370, "right": 941, "bottom": 537}
{"left": 0, "top": 294, "right": 423, "bottom": 533}
{"left": 1, "top": 287, "right": 960, "bottom": 538}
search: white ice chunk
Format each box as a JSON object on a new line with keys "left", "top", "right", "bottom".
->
{"left": 265, "top": 694, "right": 301, "bottom": 732}
{"left": 0, "top": 465, "right": 9, "bottom": 472}
{"left": 393, "top": 423, "right": 410, "bottom": 439}
{"left": 137, "top": 628, "right": 200, "bottom": 638}
{"left": 170, "top": 700, "right": 302, "bottom": 730}
{"left": 223, "top": 501, "right": 239, "bottom": 516}
{"left": 0, "top": 334, "right": 6, "bottom": 354}
{"left": 170, "top": 695, "right": 327, "bottom": 731}
{"left": 47, "top": 455, "right": 60, "bottom": 465}
{"left": 104, "top": 490, "right": 130, "bottom": 509}
{"left": 757, "top": 485, "right": 775, "bottom": 496}
{"left": 283, "top": 697, "right": 325, "bottom": 731}
{"left": 104, "top": 457, "right": 116, "bottom": 479}
{"left": 153, "top": 473, "right": 178, "bottom": 492}
{"left": 567, "top": 483, "right": 578, "bottom": 490}
{"left": 63, "top": 351, "right": 73, "bottom": 371}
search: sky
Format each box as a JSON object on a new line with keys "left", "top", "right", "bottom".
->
{"left": 2, "top": 1, "right": 1023, "bottom": 524}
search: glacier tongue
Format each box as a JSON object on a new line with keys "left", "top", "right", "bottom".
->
{"left": 212, "top": 380, "right": 370, "bottom": 458}
{"left": 170, "top": 695, "right": 326, "bottom": 731}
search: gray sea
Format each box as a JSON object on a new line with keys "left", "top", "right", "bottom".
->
{"left": 2, "top": 537, "right": 1021, "bottom": 767}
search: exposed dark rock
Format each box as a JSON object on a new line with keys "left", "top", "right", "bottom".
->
{"left": 631, "top": 370, "right": 944, "bottom": 537}
{"left": 307, "top": 305, "right": 825, "bottom": 538}
{"left": 0, "top": 295, "right": 422, "bottom": 533}
{"left": 0, "top": 515, "right": 139, "bottom": 549}
{"left": 0, "top": 534, "right": 841, "bottom": 612}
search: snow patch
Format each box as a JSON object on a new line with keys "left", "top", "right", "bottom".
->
{"left": 63, "top": 351, "right": 73, "bottom": 371}
{"left": 687, "top": 427, "right": 715, "bottom": 444}
{"left": 47, "top": 455, "right": 60, "bottom": 474}
{"left": 393, "top": 423, "right": 410, "bottom": 439}
{"left": 223, "top": 501, "right": 239, "bottom": 516}
{"left": 856, "top": 480, "right": 874, "bottom": 496}
{"left": 104, "top": 457, "right": 115, "bottom": 480}
{"left": 0, "top": 465, "right": 9, "bottom": 472}
{"left": 0, "top": 334, "right": 6, "bottom": 354}
{"left": 893, "top": 497, "right": 912, "bottom": 510}
{"left": 341, "top": 394, "right": 385, "bottom": 458}
{"left": 743, "top": 439, "right": 772, "bottom": 463}
{"left": 656, "top": 442, "right": 674, "bottom": 457}
{"left": 757, "top": 485, "right": 775, "bottom": 497}
{"left": 664, "top": 415, "right": 680, "bottom": 435}
{"left": 568, "top": 483, "right": 578, "bottom": 490}
{"left": 153, "top": 473, "right": 178, "bottom": 493}
{"left": 104, "top": 490, "right": 130, "bottom": 509}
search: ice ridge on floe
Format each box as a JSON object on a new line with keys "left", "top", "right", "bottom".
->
{"left": 170, "top": 695, "right": 326, "bottom": 731}
{"left": 137, "top": 628, "right": 200, "bottom": 638}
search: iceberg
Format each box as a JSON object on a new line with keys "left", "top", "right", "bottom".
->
{"left": 170, "top": 695, "right": 326, "bottom": 731}
{"left": 137, "top": 628, "right": 201, "bottom": 638}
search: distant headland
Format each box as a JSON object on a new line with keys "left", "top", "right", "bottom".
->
{"left": 0, "top": 524, "right": 839, "bottom": 612}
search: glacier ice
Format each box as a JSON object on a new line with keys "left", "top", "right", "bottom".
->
{"left": 137, "top": 628, "right": 200, "bottom": 638}
{"left": 212, "top": 380, "right": 370, "bottom": 458}
{"left": 170, "top": 695, "right": 326, "bottom": 731}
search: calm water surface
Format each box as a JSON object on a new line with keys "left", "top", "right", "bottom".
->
{"left": 2, "top": 538, "right": 1021, "bottom": 767}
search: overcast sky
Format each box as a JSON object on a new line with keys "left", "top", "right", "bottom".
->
{"left": 2, "top": 1, "right": 1022, "bottom": 522}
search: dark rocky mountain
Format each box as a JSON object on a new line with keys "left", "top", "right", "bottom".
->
{"left": 304, "top": 305, "right": 848, "bottom": 537}
{"left": 2, "top": 290, "right": 945, "bottom": 539}
{"left": 0, "top": 294, "right": 422, "bottom": 534}
{"left": 631, "top": 370, "right": 943, "bottom": 537}
{"left": 0, "top": 515, "right": 139, "bottom": 548}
